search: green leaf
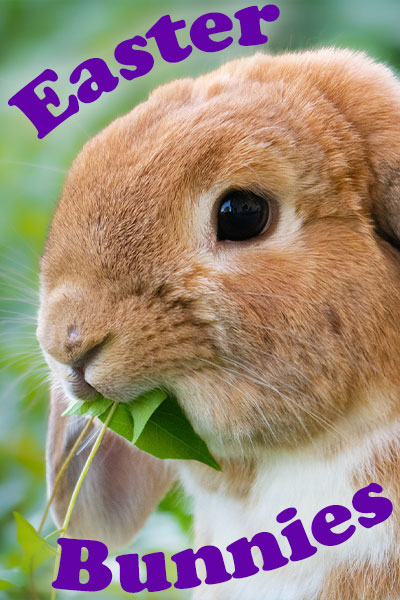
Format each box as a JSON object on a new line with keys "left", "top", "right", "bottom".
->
{"left": 0, "top": 579, "right": 14, "bottom": 590}
{"left": 99, "top": 403, "right": 133, "bottom": 442}
{"left": 62, "top": 397, "right": 112, "bottom": 418}
{"left": 0, "top": 568, "right": 24, "bottom": 590}
{"left": 129, "top": 389, "right": 168, "bottom": 442}
{"left": 61, "top": 399, "right": 85, "bottom": 416}
{"left": 14, "top": 512, "right": 56, "bottom": 572}
{"left": 158, "top": 483, "right": 193, "bottom": 533}
{"left": 60, "top": 389, "right": 220, "bottom": 471}
{"left": 135, "top": 397, "right": 221, "bottom": 471}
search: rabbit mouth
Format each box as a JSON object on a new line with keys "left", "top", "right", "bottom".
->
{"left": 65, "top": 365, "right": 102, "bottom": 401}
{"left": 61, "top": 362, "right": 167, "bottom": 405}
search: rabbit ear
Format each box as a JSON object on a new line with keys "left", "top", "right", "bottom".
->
{"left": 373, "top": 166, "right": 400, "bottom": 248}
{"left": 341, "top": 54, "right": 400, "bottom": 249}
{"left": 46, "top": 384, "right": 175, "bottom": 549}
{"left": 344, "top": 55, "right": 400, "bottom": 249}
{"left": 297, "top": 49, "right": 400, "bottom": 249}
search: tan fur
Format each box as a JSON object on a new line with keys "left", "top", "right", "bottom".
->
{"left": 38, "top": 49, "right": 400, "bottom": 597}
{"left": 318, "top": 562, "right": 400, "bottom": 600}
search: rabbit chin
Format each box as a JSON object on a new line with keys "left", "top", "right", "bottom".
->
{"left": 164, "top": 368, "right": 343, "bottom": 461}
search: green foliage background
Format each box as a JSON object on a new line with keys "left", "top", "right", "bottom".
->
{"left": 0, "top": 0, "right": 399, "bottom": 598}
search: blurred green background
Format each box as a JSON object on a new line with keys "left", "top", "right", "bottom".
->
{"left": 0, "top": 0, "right": 399, "bottom": 598}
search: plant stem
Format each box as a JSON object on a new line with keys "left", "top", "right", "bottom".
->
{"left": 38, "top": 416, "right": 94, "bottom": 535}
{"left": 29, "top": 557, "right": 39, "bottom": 600}
{"left": 44, "top": 529, "right": 63, "bottom": 542}
{"left": 50, "top": 403, "right": 117, "bottom": 600}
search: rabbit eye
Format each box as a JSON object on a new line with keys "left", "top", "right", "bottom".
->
{"left": 217, "top": 190, "right": 271, "bottom": 241}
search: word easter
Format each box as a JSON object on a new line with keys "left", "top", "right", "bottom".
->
{"left": 8, "top": 5, "right": 279, "bottom": 139}
{"left": 53, "top": 483, "right": 392, "bottom": 594}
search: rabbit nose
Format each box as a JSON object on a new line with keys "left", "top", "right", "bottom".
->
{"left": 64, "top": 326, "right": 107, "bottom": 367}
{"left": 37, "top": 314, "right": 107, "bottom": 366}
{"left": 61, "top": 328, "right": 107, "bottom": 400}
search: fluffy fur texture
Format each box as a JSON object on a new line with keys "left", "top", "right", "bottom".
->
{"left": 38, "top": 48, "right": 400, "bottom": 599}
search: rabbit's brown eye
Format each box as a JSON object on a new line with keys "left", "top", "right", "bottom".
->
{"left": 217, "top": 190, "right": 271, "bottom": 241}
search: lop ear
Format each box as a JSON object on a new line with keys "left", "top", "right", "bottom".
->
{"left": 373, "top": 166, "right": 400, "bottom": 249}
{"left": 46, "top": 384, "right": 175, "bottom": 549}
{"left": 337, "top": 53, "right": 400, "bottom": 249}
{"left": 344, "top": 54, "right": 400, "bottom": 249}
{"left": 302, "top": 49, "right": 400, "bottom": 249}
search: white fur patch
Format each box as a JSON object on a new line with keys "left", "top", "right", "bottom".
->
{"left": 179, "top": 424, "right": 397, "bottom": 600}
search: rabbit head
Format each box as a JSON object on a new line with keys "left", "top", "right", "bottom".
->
{"left": 38, "top": 48, "right": 400, "bottom": 458}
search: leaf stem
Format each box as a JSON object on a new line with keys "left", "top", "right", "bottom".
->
{"left": 38, "top": 416, "right": 94, "bottom": 535}
{"left": 29, "top": 557, "right": 39, "bottom": 600}
{"left": 50, "top": 403, "right": 117, "bottom": 600}
{"left": 44, "top": 529, "right": 64, "bottom": 542}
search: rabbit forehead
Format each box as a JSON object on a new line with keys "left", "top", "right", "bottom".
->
{"left": 43, "top": 46, "right": 400, "bottom": 284}
{"left": 45, "top": 81, "right": 366, "bottom": 265}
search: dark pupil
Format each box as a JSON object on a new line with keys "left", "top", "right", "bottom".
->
{"left": 217, "top": 191, "right": 270, "bottom": 241}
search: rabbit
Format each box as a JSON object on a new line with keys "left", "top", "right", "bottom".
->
{"left": 37, "top": 47, "right": 400, "bottom": 599}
